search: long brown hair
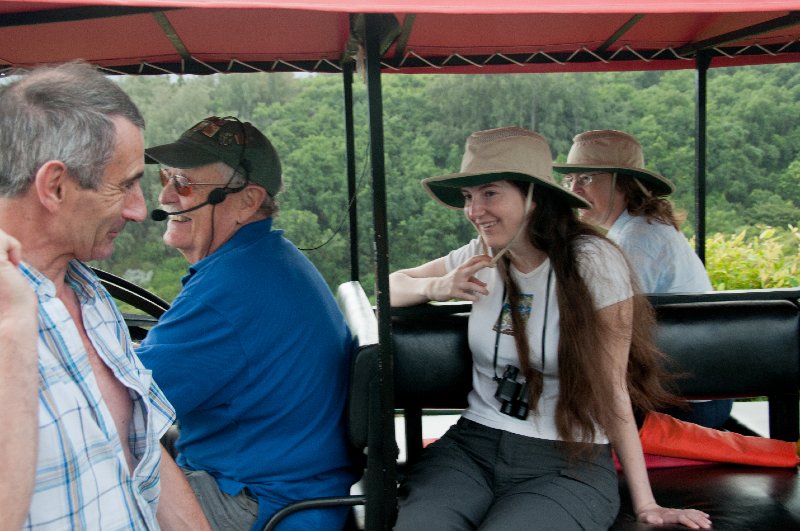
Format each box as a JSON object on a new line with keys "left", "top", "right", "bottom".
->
{"left": 501, "top": 181, "right": 676, "bottom": 443}
{"left": 617, "top": 176, "right": 683, "bottom": 230}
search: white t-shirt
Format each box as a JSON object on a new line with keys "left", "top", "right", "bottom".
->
{"left": 445, "top": 236, "right": 632, "bottom": 443}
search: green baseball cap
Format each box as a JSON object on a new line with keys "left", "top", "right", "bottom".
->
{"left": 145, "top": 116, "right": 282, "bottom": 196}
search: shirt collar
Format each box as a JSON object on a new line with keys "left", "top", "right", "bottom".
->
{"left": 185, "top": 217, "right": 274, "bottom": 282}
{"left": 607, "top": 209, "right": 634, "bottom": 240}
{"left": 65, "top": 261, "right": 103, "bottom": 304}
{"left": 19, "top": 259, "right": 100, "bottom": 303}
{"left": 19, "top": 261, "right": 52, "bottom": 297}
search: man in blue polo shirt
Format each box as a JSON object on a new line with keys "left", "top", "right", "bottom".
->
{"left": 137, "top": 117, "right": 357, "bottom": 531}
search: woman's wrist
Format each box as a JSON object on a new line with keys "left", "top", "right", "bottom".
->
{"left": 634, "top": 500, "right": 659, "bottom": 516}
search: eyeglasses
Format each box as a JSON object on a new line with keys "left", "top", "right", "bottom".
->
{"left": 561, "top": 172, "right": 605, "bottom": 189}
{"left": 159, "top": 168, "right": 219, "bottom": 197}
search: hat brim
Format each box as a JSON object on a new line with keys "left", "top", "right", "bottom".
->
{"left": 145, "top": 140, "right": 229, "bottom": 168}
{"left": 552, "top": 163, "right": 675, "bottom": 196}
{"left": 422, "top": 171, "right": 591, "bottom": 209}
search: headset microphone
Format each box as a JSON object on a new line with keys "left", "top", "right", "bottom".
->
{"left": 150, "top": 187, "right": 232, "bottom": 221}
{"left": 149, "top": 116, "right": 251, "bottom": 223}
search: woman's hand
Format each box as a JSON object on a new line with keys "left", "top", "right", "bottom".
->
{"left": 637, "top": 502, "right": 711, "bottom": 529}
{"left": 425, "top": 254, "right": 492, "bottom": 302}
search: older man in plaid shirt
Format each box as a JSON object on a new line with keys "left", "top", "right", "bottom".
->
{"left": 0, "top": 62, "right": 210, "bottom": 530}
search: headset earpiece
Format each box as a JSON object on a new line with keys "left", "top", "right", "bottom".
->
{"left": 207, "top": 187, "right": 229, "bottom": 205}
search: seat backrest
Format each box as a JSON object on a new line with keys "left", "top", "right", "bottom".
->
{"left": 654, "top": 298, "right": 800, "bottom": 441}
{"left": 391, "top": 298, "right": 800, "bottom": 403}
{"left": 654, "top": 300, "right": 799, "bottom": 398}
{"left": 391, "top": 304, "right": 472, "bottom": 465}
{"left": 336, "top": 281, "right": 379, "bottom": 450}
{"left": 336, "top": 281, "right": 398, "bottom": 530}
{"left": 390, "top": 296, "right": 800, "bottom": 460}
{"left": 392, "top": 306, "right": 472, "bottom": 410}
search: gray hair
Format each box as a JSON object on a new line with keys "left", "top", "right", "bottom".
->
{"left": 215, "top": 162, "right": 280, "bottom": 218}
{"left": 0, "top": 61, "right": 144, "bottom": 197}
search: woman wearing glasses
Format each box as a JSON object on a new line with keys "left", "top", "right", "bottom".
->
{"left": 554, "top": 130, "right": 712, "bottom": 299}
{"left": 390, "top": 127, "right": 712, "bottom": 530}
{"left": 553, "top": 129, "right": 800, "bottom": 485}
{"left": 553, "top": 130, "right": 725, "bottom": 429}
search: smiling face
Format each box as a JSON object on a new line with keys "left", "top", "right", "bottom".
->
{"left": 66, "top": 116, "right": 146, "bottom": 262}
{"left": 461, "top": 180, "right": 531, "bottom": 250}
{"left": 157, "top": 162, "right": 244, "bottom": 264}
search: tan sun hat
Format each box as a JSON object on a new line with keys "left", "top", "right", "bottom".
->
{"left": 553, "top": 130, "right": 675, "bottom": 196}
{"left": 422, "top": 127, "right": 590, "bottom": 210}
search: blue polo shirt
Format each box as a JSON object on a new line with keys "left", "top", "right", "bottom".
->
{"left": 138, "top": 218, "right": 356, "bottom": 530}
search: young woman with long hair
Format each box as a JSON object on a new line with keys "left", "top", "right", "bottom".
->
{"left": 389, "top": 127, "right": 711, "bottom": 530}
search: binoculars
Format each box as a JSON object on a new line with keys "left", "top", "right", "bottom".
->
{"left": 494, "top": 364, "right": 530, "bottom": 420}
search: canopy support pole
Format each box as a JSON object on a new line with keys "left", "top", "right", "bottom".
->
{"left": 343, "top": 62, "right": 360, "bottom": 281}
{"left": 694, "top": 51, "right": 711, "bottom": 263}
{"left": 364, "top": 13, "right": 398, "bottom": 530}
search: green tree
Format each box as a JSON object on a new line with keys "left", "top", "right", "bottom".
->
{"left": 705, "top": 226, "right": 800, "bottom": 289}
{"left": 89, "top": 65, "right": 800, "bottom": 305}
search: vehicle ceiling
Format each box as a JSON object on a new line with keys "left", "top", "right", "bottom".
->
{"left": 2, "top": 0, "right": 800, "bottom": 75}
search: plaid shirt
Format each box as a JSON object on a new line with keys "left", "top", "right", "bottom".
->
{"left": 20, "top": 260, "right": 175, "bottom": 530}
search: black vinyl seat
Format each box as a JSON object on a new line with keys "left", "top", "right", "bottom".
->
{"left": 388, "top": 293, "right": 800, "bottom": 531}
{"left": 270, "top": 284, "right": 800, "bottom": 530}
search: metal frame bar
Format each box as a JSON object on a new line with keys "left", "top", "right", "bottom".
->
{"left": 596, "top": 14, "right": 645, "bottom": 54}
{"left": 343, "top": 62, "right": 360, "bottom": 281}
{"left": 694, "top": 51, "right": 711, "bottom": 263}
{"left": 364, "top": 13, "right": 398, "bottom": 530}
{"left": 676, "top": 11, "right": 800, "bottom": 56}
{"left": 152, "top": 11, "right": 190, "bottom": 60}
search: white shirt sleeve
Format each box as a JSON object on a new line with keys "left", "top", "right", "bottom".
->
{"left": 576, "top": 236, "right": 633, "bottom": 309}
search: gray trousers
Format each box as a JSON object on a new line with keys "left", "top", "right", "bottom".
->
{"left": 183, "top": 468, "right": 258, "bottom": 531}
{"left": 395, "top": 418, "right": 620, "bottom": 531}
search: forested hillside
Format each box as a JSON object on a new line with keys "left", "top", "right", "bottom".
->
{"left": 93, "top": 65, "right": 800, "bottom": 301}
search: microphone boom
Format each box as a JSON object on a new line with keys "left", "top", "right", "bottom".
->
{"left": 150, "top": 198, "right": 213, "bottom": 221}
{"left": 150, "top": 185, "right": 242, "bottom": 221}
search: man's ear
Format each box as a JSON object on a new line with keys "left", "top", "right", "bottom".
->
{"left": 238, "top": 184, "right": 267, "bottom": 221}
{"left": 33, "top": 161, "right": 69, "bottom": 213}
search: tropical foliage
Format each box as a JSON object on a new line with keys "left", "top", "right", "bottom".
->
{"left": 705, "top": 226, "right": 799, "bottom": 290}
{"left": 92, "top": 65, "right": 800, "bottom": 302}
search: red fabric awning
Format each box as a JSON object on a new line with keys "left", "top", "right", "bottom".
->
{"left": 3, "top": 0, "right": 800, "bottom": 14}
{"left": 2, "top": 0, "right": 800, "bottom": 73}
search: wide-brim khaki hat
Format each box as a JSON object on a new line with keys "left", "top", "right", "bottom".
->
{"left": 422, "top": 127, "right": 590, "bottom": 210}
{"left": 553, "top": 130, "right": 674, "bottom": 196}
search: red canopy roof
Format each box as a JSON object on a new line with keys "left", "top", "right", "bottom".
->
{"left": 2, "top": 0, "right": 800, "bottom": 73}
